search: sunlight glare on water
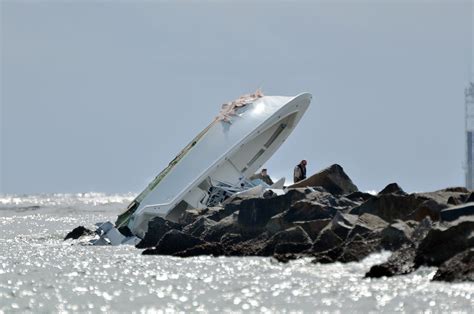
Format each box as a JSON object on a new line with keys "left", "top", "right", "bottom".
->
{"left": 0, "top": 194, "right": 472, "bottom": 312}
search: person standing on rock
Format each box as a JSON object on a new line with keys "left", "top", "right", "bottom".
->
{"left": 249, "top": 168, "right": 274, "bottom": 185}
{"left": 293, "top": 160, "right": 307, "bottom": 183}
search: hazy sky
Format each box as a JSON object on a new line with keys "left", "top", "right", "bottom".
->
{"left": 1, "top": 0, "right": 473, "bottom": 194}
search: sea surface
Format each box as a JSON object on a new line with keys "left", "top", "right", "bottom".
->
{"left": 0, "top": 193, "right": 473, "bottom": 313}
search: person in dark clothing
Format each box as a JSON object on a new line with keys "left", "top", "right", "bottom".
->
{"left": 249, "top": 168, "right": 274, "bottom": 185}
{"left": 293, "top": 160, "right": 307, "bottom": 183}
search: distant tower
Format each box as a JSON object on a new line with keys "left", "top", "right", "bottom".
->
{"left": 466, "top": 82, "right": 474, "bottom": 189}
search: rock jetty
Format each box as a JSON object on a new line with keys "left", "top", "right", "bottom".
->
{"left": 67, "top": 164, "right": 474, "bottom": 282}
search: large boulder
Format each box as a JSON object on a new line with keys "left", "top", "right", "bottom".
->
{"left": 415, "top": 218, "right": 474, "bottom": 267}
{"left": 347, "top": 213, "right": 388, "bottom": 239}
{"left": 182, "top": 217, "right": 217, "bottom": 238}
{"left": 441, "top": 187, "right": 469, "bottom": 193}
{"left": 201, "top": 213, "right": 242, "bottom": 242}
{"left": 406, "top": 199, "right": 448, "bottom": 222}
{"left": 220, "top": 233, "right": 243, "bottom": 247}
{"left": 179, "top": 206, "right": 238, "bottom": 226}
{"left": 294, "top": 219, "right": 332, "bottom": 241}
{"left": 378, "top": 183, "right": 407, "bottom": 196}
{"left": 349, "top": 194, "right": 428, "bottom": 223}
{"left": 380, "top": 220, "right": 414, "bottom": 251}
{"left": 257, "top": 226, "right": 312, "bottom": 256}
{"left": 237, "top": 189, "right": 307, "bottom": 228}
{"left": 206, "top": 206, "right": 240, "bottom": 222}
{"left": 352, "top": 189, "right": 470, "bottom": 223}
{"left": 178, "top": 208, "right": 208, "bottom": 226}
{"left": 312, "top": 228, "right": 343, "bottom": 253}
{"left": 339, "top": 233, "right": 381, "bottom": 263}
{"left": 225, "top": 233, "right": 271, "bottom": 256}
{"left": 136, "top": 217, "right": 181, "bottom": 249}
{"left": 432, "top": 249, "right": 474, "bottom": 282}
{"left": 416, "top": 189, "right": 470, "bottom": 206}
{"left": 364, "top": 218, "right": 431, "bottom": 278}
{"left": 345, "top": 191, "right": 374, "bottom": 203}
{"left": 282, "top": 201, "right": 336, "bottom": 223}
{"left": 142, "top": 230, "right": 205, "bottom": 255}
{"left": 222, "top": 193, "right": 262, "bottom": 207}
{"left": 365, "top": 246, "right": 417, "bottom": 278}
{"left": 64, "top": 226, "right": 94, "bottom": 240}
{"left": 305, "top": 188, "right": 360, "bottom": 209}
{"left": 288, "top": 164, "right": 358, "bottom": 195}
{"left": 329, "top": 212, "right": 358, "bottom": 240}
{"left": 265, "top": 213, "right": 295, "bottom": 234}
{"left": 222, "top": 193, "right": 269, "bottom": 219}
{"left": 440, "top": 203, "right": 474, "bottom": 222}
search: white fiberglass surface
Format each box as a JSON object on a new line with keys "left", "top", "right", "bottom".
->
{"left": 203, "top": 111, "right": 298, "bottom": 187}
{"left": 135, "top": 95, "right": 309, "bottom": 212}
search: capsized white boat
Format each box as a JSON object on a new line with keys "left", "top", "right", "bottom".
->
{"left": 96, "top": 91, "right": 312, "bottom": 245}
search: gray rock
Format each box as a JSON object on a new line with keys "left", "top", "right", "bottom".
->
{"left": 178, "top": 208, "right": 207, "bottom": 226}
{"left": 350, "top": 194, "right": 428, "bottom": 223}
{"left": 305, "top": 189, "right": 360, "bottom": 209}
{"left": 329, "top": 212, "right": 358, "bottom": 240}
{"left": 201, "top": 213, "right": 241, "bottom": 242}
{"left": 406, "top": 199, "right": 447, "bottom": 222}
{"left": 378, "top": 183, "right": 407, "bottom": 196}
{"left": 294, "top": 219, "right": 332, "bottom": 241}
{"left": 441, "top": 187, "right": 469, "bottom": 193}
{"left": 266, "top": 213, "right": 295, "bottom": 234}
{"left": 136, "top": 217, "right": 181, "bottom": 249}
{"left": 312, "top": 228, "right": 343, "bottom": 253}
{"left": 365, "top": 246, "right": 417, "bottom": 278}
{"left": 416, "top": 189, "right": 470, "bottom": 207}
{"left": 432, "top": 249, "right": 474, "bottom": 282}
{"left": 226, "top": 233, "right": 270, "bottom": 256}
{"left": 237, "top": 189, "right": 307, "bottom": 228}
{"left": 173, "top": 242, "right": 224, "bottom": 257}
{"left": 64, "top": 226, "right": 94, "bottom": 240}
{"left": 347, "top": 213, "right": 388, "bottom": 239}
{"left": 440, "top": 203, "right": 474, "bottom": 222}
{"left": 415, "top": 218, "right": 474, "bottom": 267}
{"left": 288, "top": 164, "right": 358, "bottom": 195}
{"left": 311, "top": 246, "right": 344, "bottom": 264}
{"left": 352, "top": 189, "right": 470, "bottom": 223}
{"left": 345, "top": 191, "right": 374, "bottom": 203}
{"left": 380, "top": 220, "right": 414, "bottom": 251}
{"left": 258, "top": 226, "right": 312, "bottom": 256}
{"left": 206, "top": 206, "right": 240, "bottom": 222}
{"left": 142, "top": 230, "right": 205, "bottom": 255}
{"left": 339, "top": 233, "right": 381, "bottom": 263}
{"left": 179, "top": 206, "right": 237, "bottom": 226}
{"left": 220, "top": 233, "right": 243, "bottom": 246}
{"left": 182, "top": 217, "right": 217, "bottom": 238}
{"left": 283, "top": 200, "right": 336, "bottom": 223}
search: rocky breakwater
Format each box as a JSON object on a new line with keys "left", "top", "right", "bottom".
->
{"left": 66, "top": 164, "right": 474, "bottom": 283}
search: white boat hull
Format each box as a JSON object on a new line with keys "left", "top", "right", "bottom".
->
{"left": 117, "top": 93, "right": 312, "bottom": 238}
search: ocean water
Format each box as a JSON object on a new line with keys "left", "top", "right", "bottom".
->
{"left": 0, "top": 193, "right": 473, "bottom": 313}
